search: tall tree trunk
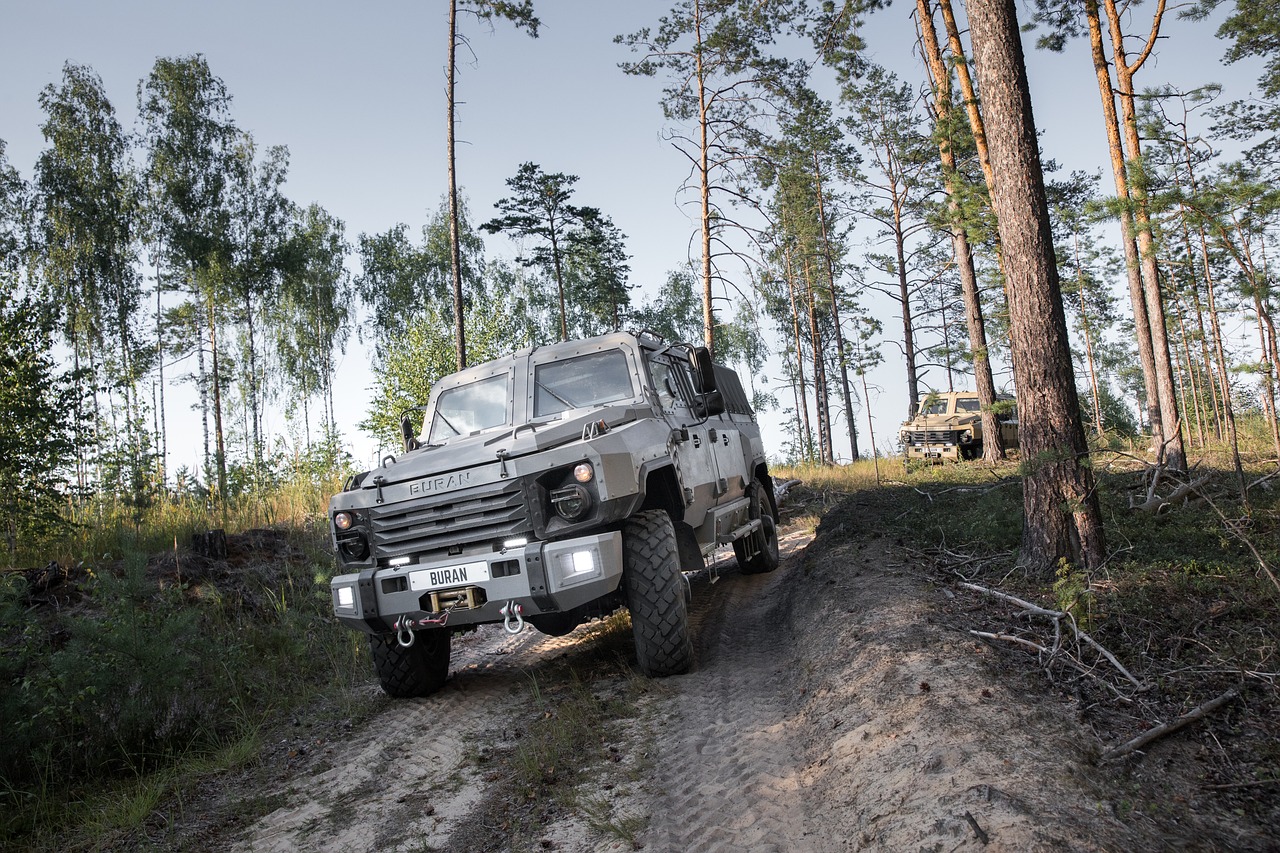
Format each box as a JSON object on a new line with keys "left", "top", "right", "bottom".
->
{"left": 1102, "top": 0, "right": 1186, "bottom": 471}
{"left": 1071, "top": 233, "right": 1105, "bottom": 436}
{"left": 965, "top": 0, "right": 1106, "bottom": 574}
{"left": 155, "top": 257, "right": 167, "bottom": 485}
{"left": 812, "top": 154, "right": 860, "bottom": 460}
{"left": 802, "top": 254, "right": 833, "bottom": 464}
{"left": 207, "top": 297, "right": 228, "bottom": 501}
{"left": 893, "top": 196, "right": 920, "bottom": 419}
{"left": 446, "top": 0, "right": 468, "bottom": 370}
{"left": 243, "top": 288, "right": 262, "bottom": 482}
{"left": 783, "top": 247, "right": 815, "bottom": 460}
{"left": 1084, "top": 0, "right": 1163, "bottom": 453}
{"left": 694, "top": 0, "right": 715, "bottom": 355}
{"left": 919, "top": 0, "right": 1005, "bottom": 461}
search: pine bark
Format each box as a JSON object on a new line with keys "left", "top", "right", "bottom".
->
{"left": 447, "top": 0, "right": 468, "bottom": 370}
{"left": 965, "top": 0, "right": 1106, "bottom": 574}
{"left": 918, "top": 0, "right": 1005, "bottom": 461}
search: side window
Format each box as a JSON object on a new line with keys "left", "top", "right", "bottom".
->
{"left": 648, "top": 358, "right": 688, "bottom": 411}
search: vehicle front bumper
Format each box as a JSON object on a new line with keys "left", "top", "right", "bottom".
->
{"left": 329, "top": 531, "right": 624, "bottom": 634}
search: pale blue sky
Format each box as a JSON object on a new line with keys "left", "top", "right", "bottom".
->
{"left": 0, "top": 1, "right": 1263, "bottom": 468}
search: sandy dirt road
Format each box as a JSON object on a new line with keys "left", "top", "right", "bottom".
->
{"left": 230, "top": 518, "right": 1262, "bottom": 853}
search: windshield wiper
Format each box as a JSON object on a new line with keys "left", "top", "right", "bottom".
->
{"left": 435, "top": 411, "right": 463, "bottom": 436}
{"left": 536, "top": 380, "right": 579, "bottom": 410}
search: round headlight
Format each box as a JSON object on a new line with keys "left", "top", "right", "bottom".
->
{"left": 959, "top": 430, "right": 973, "bottom": 444}
{"left": 573, "top": 462, "right": 594, "bottom": 483}
{"left": 334, "top": 511, "right": 354, "bottom": 531}
{"left": 551, "top": 484, "right": 592, "bottom": 520}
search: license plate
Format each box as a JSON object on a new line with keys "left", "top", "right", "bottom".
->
{"left": 409, "top": 561, "right": 490, "bottom": 591}
{"left": 927, "top": 451, "right": 941, "bottom": 458}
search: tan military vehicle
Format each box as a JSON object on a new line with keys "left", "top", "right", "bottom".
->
{"left": 899, "top": 391, "right": 1017, "bottom": 461}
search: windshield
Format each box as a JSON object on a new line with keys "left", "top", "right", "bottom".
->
{"left": 955, "top": 397, "right": 980, "bottom": 413}
{"left": 428, "top": 374, "right": 509, "bottom": 443}
{"left": 919, "top": 398, "right": 949, "bottom": 416}
{"left": 534, "top": 349, "right": 635, "bottom": 417}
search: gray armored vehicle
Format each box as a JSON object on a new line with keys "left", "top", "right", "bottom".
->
{"left": 329, "top": 331, "right": 778, "bottom": 697}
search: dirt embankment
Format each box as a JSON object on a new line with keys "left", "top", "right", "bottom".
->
{"left": 216, "top": 512, "right": 1269, "bottom": 853}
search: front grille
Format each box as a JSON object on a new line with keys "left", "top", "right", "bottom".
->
{"left": 906, "top": 430, "right": 957, "bottom": 446}
{"left": 370, "top": 478, "right": 533, "bottom": 560}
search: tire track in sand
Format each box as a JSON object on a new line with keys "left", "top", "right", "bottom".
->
{"left": 639, "top": 531, "right": 828, "bottom": 853}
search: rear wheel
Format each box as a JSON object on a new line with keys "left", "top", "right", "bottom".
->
{"left": 369, "top": 628, "right": 451, "bottom": 698}
{"left": 735, "top": 482, "right": 780, "bottom": 575}
{"left": 623, "top": 510, "right": 693, "bottom": 677}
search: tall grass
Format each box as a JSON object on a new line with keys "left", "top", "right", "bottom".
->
{"left": 16, "top": 474, "right": 347, "bottom": 570}
{"left": 0, "top": 471, "right": 371, "bottom": 851}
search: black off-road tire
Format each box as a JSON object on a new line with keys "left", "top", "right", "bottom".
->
{"left": 734, "top": 482, "right": 780, "bottom": 575}
{"left": 368, "top": 629, "right": 451, "bottom": 698}
{"left": 623, "top": 510, "right": 693, "bottom": 677}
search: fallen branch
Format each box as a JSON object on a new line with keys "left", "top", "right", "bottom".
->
{"left": 961, "top": 583, "right": 1145, "bottom": 690}
{"left": 962, "top": 811, "right": 990, "bottom": 846}
{"left": 970, "top": 630, "right": 1048, "bottom": 654}
{"left": 1099, "top": 687, "right": 1241, "bottom": 761}
{"left": 1129, "top": 475, "right": 1211, "bottom": 514}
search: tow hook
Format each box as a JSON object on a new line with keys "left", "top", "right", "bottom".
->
{"left": 395, "top": 616, "right": 416, "bottom": 648}
{"left": 500, "top": 600, "right": 525, "bottom": 634}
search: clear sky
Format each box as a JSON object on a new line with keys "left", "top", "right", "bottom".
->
{"left": 0, "top": 1, "right": 1263, "bottom": 471}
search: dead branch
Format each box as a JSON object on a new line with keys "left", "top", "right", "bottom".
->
{"left": 970, "top": 630, "right": 1049, "bottom": 654}
{"left": 1129, "top": 475, "right": 1211, "bottom": 513}
{"left": 961, "top": 583, "right": 1145, "bottom": 689}
{"left": 962, "top": 811, "right": 990, "bottom": 845}
{"left": 1099, "top": 687, "right": 1241, "bottom": 761}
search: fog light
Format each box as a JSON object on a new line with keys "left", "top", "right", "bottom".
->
{"left": 336, "top": 586, "right": 355, "bottom": 608}
{"left": 573, "top": 462, "right": 594, "bottom": 483}
{"left": 334, "top": 511, "right": 354, "bottom": 530}
{"left": 558, "top": 550, "right": 596, "bottom": 578}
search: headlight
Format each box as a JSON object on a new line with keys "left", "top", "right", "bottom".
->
{"left": 336, "top": 586, "right": 355, "bottom": 608}
{"left": 573, "top": 462, "right": 594, "bottom": 483}
{"left": 550, "top": 484, "right": 592, "bottom": 520}
{"left": 959, "top": 430, "right": 973, "bottom": 444}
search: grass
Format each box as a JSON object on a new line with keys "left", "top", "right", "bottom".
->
{"left": 0, "top": 473, "right": 377, "bottom": 852}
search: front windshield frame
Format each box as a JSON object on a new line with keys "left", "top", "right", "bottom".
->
{"left": 426, "top": 372, "right": 512, "bottom": 443}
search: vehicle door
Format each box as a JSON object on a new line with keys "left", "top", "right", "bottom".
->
{"left": 647, "top": 353, "right": 718, "bottom": 528}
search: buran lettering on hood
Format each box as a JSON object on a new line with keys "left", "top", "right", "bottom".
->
{"left": 409, "top": 472, "right": 473, "bottom": 495}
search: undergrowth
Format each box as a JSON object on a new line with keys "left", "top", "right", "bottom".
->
{"left": 0, "top": 480, "right": 371, "bottom": 852}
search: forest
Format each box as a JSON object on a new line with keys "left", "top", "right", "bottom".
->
{"left": 1, "top": 0, "right": 1278, "bottom": 564}
{"left": 2, "top": 0, "right": 1280, "bottom": 847}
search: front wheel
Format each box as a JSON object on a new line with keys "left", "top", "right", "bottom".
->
{"left": 734, "top": 482, "right": 780, "bottom": 575}
{"left": 369, "top": 629, "right": 451, "bottom": 698}
{"left": 622, "top": 510, "right": 693, "bottom": 677}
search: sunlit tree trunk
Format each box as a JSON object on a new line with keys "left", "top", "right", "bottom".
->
{"left": 966, "top": 0, "right": 1106, "bottom": 574}
{"left": 1083, "top": 0, "right": 1163, "bottom": 455}
{"left": 919, "top": 0, "right": 1005, "bottom": 460}
{"left": 1102, "top": 0, "right": 1186, "bottom": 471}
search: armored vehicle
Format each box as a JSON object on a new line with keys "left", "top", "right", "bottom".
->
{"left": 899, "top": 390, "right": 1018, "bottom": 461}
{"left": 328, "top": 331, "right": 778, "bottom": 697}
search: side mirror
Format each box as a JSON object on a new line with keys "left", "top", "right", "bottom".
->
{"left": 401, "top": 414, "right": 421, "bottom": 452}
{"left": 689, "top": 347, "right": 718, "bottom": 393}
{"left": 693, "top": 390, "right": 726, "bottom": 419}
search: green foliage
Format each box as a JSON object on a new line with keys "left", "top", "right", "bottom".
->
{"left": 0, "top": 509, "right": 371, "bottom": 847}
{"left": 360, "top": 274, "right": 544, "bottom": 448}
{"left": 0, "top": 294, "right": 79, "bottom": 557}
{"left": 482, "top": 162, "right": 626, "bottom": 341}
